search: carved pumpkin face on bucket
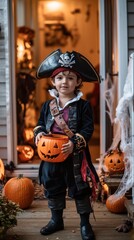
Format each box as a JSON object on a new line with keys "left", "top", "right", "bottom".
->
{"left": 104, "top": 149, "right": 125, "bottom": 174}
{"left": 37, "top": 134, "right": 69, "bottom": 162}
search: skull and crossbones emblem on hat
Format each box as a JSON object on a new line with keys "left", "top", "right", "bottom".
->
{"left": 59, "top": 53, "right": 75, "bottom": 68}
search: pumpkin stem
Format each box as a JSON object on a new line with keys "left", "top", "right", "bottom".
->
{"left": 18, "top": 174, "right": 23, "bottom": 179}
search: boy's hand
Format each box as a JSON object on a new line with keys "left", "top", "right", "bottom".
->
{"left": 35, "top": 132, "right": 52, "bottom": 146}
{"left": 61, "top": 140, "right": 74, "bottom": 155}
{"left": 35, "top": 132, "right": 45, "bottom": 146}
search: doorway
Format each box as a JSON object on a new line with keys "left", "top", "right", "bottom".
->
{"left": 15, "top": 0, "right": 100, "bottom": 168}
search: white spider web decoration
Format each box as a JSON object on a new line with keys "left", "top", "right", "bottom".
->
{"left": 98, "top": 74, "right": 117, "bottom": 174}
{"left": 98, "top": 54, "right": 134, "bottom": 201}
{"left": 113, "top": 54, "right": 134, "bottom": 198}
{"left": 105, "top": 73, "right": 115, "bottom": 125}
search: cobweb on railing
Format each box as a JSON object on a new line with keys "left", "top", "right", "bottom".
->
{"left": 113, "top": 54, "right": 134, "bottom": 198}
{"left": 99, "top": 54, "right": 134, "bottom": 199}
{"left": 105, "top": 73, "right": 116, "bottom": 125}
{"left": 98, "top": 73, "right": 117, "bottom": 174}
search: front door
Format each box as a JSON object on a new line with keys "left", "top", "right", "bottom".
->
{"left": 8, "top": 0, "right": 100, "bottom": 177}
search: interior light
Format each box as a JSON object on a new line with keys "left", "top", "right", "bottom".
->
{"left": 45, "top": 1, "right": 63, "bottom": 12}
{"left": 17, "top": 39, "right": 25, "bottom": 62}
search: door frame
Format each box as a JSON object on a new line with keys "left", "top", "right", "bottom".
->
{"left": 99, "top": 0, "right": 128, "bottom": 155}
{"left": 117, "top": 0, "right": 128, "bottom": 99}
{"left": 99, "top": 0, "right": 106, "bottom": 155}
{"left": 7, "top": 0, "right": 39, "bottom": 177}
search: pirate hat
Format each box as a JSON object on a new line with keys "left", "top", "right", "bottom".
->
{"left": 36, "top": 49, "right": 100, "bottom": 82}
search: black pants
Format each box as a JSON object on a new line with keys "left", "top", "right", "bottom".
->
{"left": 40, "top": 156, "right": 91, "bottom": 200}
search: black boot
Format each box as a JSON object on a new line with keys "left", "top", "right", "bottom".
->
{"left": 40, "top": 217, "right": 64, "bottom": 235}
{"left": 75, "top": 196, "right": 95, "bottom": 240}
{"left": 40, "top": 198, "right": 65, "bottom": 235}
{"left": 81, "top": 221, "right": 95, "bottom": 240}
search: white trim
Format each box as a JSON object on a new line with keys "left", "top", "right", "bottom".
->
{"left": 99, "top": 0, "right": 106, "bottom": 155}
{"left": 5, "top": 0, "right": 14, "bottom": 163}
{"left": 7, "top": 0, "right": 40, "bottom": 174}
{"left": 7, "top": 0, "right": 18, "bottom": 165}
{"left": 6, "top": 169, "right": 39, "bottom": 178}
{"left": 117, "top": 0, "right": 128, "bottom": 99}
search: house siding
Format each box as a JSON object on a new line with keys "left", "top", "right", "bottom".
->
{"left": 127, "top": 0, "right": 134, "bottom": 56}
{"left": 0, "top": 0, "right": 8, "bottom": 163}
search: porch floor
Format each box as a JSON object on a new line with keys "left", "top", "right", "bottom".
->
{"left": 8, "top": 199, "right": 133, "bottom": 240}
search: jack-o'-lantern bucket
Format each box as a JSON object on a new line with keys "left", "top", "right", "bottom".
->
{"left": 104, "top": 141, "right": 125, "bottom": 175}
{"left": 37, "top": 134, "right": 69, "bottom": 162}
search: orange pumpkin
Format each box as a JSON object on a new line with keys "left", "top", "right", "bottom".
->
{"left": 4, "top": 175, "right": 35, "bottom": 209}
{"left": 0, "top": 158, "right": 5, "bottom": 181}
{"left": 106, "top": 194, "right": 127, "bottom": 213}
{"left": 104, "top": 144, "right": 124, "bottom": 174}
{"left": 37, "top": 134, "right": 69, "bottom": 162}
{"left": 17, "top": 145, "right": 34, "bottom": 162}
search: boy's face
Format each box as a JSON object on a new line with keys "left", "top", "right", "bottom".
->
{"left": 51, "top": 71, "right": 82, "bottom": 96}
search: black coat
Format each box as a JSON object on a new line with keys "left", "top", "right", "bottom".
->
{"left": 34, "top": 98, "right": 99, "bottom": 196}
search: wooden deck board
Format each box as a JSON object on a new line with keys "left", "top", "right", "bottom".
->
{"left": 8, "top": 199, "right": 133, "bottom": 240}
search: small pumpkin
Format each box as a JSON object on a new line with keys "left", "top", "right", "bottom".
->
{"left": 37, "top": 134, "right": 69, "bottom": 163}
{"left": 0, "top": 158, "right": 5, "bottom": 181}
{"left": 104, "top": 142, "right": 124, "bottom": 174}
{"left": 17, "top": 145, "right": 34, "bottom": 162}
{"left": 3, "top": 175, "right": 35, "bottom": 209}
{"left": 106, "top": 194, "right": 127, "bottom": 213}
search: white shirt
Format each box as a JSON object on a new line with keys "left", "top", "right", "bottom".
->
{"left": 48, "top": 89, "right": 83, "bottom": 110}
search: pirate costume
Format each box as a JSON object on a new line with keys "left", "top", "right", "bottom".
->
{"left": 34, "top": 49, "right": 100, "bottom": 240}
